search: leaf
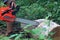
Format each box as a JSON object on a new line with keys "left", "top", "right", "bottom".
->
{"left": 29, "top": 38, "right": 35, "bottom": 40}
{"left": 9, "top": 34, "right": 18, "bottom": 39}
{"left": 31, "top": 28, "right": 41, "bottom": 35}
{"left": 48, "top": 12, "right": 52, "bottom": 17}
{"left": 23, "top": 24, "right": 32, "bottom": 29}
{"left": 15, "top": 34, "right": 23, "bottom": 40}
{"left": 39, "top": 34, "right": 46, "bottom": 39}
{"left": 49, "top": 32, "right": 55, "bottom": 36}
{"left": 1, "top": 37, "right": 9, "bottom": 40}
{"left": 23, "top": 38, "right": 29, "bottom": 40}
{"left": 48, "top": 36, "right": 53, "bottom": 40}
{"left": 24, "top": 30, "right": 30, "bottom": 33}
{"left": 58, "top": 17, "right": 60, "bottom": 20}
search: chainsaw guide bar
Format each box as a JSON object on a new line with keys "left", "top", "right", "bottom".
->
{"left": 15, "top": 18, "right": 39, "bottom": 26}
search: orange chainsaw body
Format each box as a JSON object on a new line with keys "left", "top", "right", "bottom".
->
{"left": 0, "top": 6, "right": 16, "bottom": 22}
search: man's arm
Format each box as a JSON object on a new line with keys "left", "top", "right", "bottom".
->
{"left": 3, "top": 0, "right": 20, "bottom": 15}
{"left": 3, "top": 0, "right": 16, "bottom": 8}
{"left": 9, "top": 0, "right": 16, "bottom": 9}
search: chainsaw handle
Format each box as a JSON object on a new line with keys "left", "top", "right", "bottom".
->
{"left": 1, "top": 5, "right": 20, "bottom": 16}
{"left": 2, "top": 8, "right": 12, "bottom": 16}
{"left": 2, "top": 10, "right": 9, "bottom": 16}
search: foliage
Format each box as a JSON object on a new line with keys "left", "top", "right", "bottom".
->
{"left": 0, "top": 0, "right": 59, "bottom": 40}
{"left": 0, "top": 0, "right": 60, "bottom": 24}
{"left": 9, "top": 23, "right": 54, "bottom": 40}
{"left": 0, "top": 22, "right": 54, "bottom": 40}
{"left": 0, "top": 35, "right": 9, "bottom": 40}
{"left": 15, "top": 0, "right": 60, "bottom": 24}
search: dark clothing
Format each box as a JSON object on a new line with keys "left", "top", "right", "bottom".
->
{"left": 3, "top": 0, "right": 20, "bottom": 15}
{"left": 3, "top": 0, "right": 15, "bottom": 4}
{"left": 3, "top": 0, "right": 15, "bottom": 9}
{"left": 3, "top": 0, "right": 8, "bottom": 4}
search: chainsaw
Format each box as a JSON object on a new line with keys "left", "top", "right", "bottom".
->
{"left": 0, "top": 6, "right": 39, "bottom": 26}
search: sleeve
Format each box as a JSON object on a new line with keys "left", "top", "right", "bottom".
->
{"left": 3, "top": 0, "right": 8, "bottom": 4}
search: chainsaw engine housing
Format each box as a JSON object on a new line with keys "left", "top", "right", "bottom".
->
{"left": 0, "top": 6, "right": 16, "bottom": 22}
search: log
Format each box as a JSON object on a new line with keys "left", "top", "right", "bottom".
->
{"left": 35, "top": 19, "right": 60, "bottom": 36}
{"left": 35, "top": 19, "right": 60, "bottom": 40}
{"left": 21, "top": 19, "right": 60, "bottom": 40}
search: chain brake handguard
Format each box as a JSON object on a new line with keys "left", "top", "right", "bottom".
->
{"left": 0, "top": 6, "right": 16, "bottom": 22}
